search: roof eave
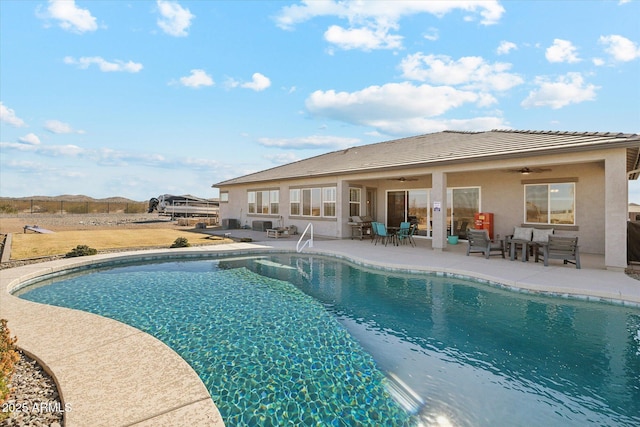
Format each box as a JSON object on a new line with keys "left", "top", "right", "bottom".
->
{"left": 214, "top": 140, "right": 640, "bottom": 187}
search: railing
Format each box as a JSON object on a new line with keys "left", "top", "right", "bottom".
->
{"left": 296, "top": 223, "right": 314, "bottom": 253}
{"left": 296, "top": 257, "right": 313, "bottom": 282}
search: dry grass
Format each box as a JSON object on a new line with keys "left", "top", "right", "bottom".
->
{"left": 10, "top": 229, "right": 228, "bottom": 259}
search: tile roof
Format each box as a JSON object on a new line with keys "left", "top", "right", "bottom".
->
{"left": 214, "top": 130, "right": 640, "bottom": 186}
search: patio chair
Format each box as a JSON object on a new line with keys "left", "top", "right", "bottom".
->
{"left": 456, "top": 221, "right": 469, "bottom": 240}
{"left": 407, "top": 223, "right": 417, "bottom": 247}
{"left": 396, "top": 222, "right": 410, "bottom": 245}
{"left": 534, "top": 235, "right": 581, "bottom": 269}
{"left": 371, "top": 222, "right": 380, "bottom": 244}
{"left": 529, "top": 228, "right": 554, "bottom": 258}
{"left": 374, "top": 222, "right": 393, "bottom": 246}
{"left": 466, "top": 228, "right": 505, "bottom": 259}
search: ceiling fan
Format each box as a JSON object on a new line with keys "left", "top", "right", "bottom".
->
{"left": 388, "top": 176, "right": 419, "bottom": 182}
{"left": 505, "top": 167, "right": 552, "bottom": 175}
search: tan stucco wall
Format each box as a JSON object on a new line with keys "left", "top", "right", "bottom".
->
{"left": 219, "top": 177, "right": 342, "bottom": 238}
{"left": 217, "top": 148, "right": 629, "bottom": 259}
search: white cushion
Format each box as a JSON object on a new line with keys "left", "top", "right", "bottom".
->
{"left": 513, "top": 227, "right": 533, "bottom": 241}
{"left": 532, "top": 228, "right": 554, "bottom": 243}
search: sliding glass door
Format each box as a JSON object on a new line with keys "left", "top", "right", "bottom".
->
{"left": 386, "top": 190, "right": 429, "bottom": 237}
{"left": 387, "top": 187, "right": 479, "bottom": 239}
{"left": 447, "top": 187, "right": 480, "bottom": 239}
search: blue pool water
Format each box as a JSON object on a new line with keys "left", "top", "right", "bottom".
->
{"left": 17, "top": 254, "right": 640, "bottom": 426}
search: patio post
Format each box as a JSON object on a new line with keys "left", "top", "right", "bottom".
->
{"left": 604, "top": 150, "right": 628, "bottom": 270}
{"left": 432, "top": 170, "right": 447, "bottom": 251}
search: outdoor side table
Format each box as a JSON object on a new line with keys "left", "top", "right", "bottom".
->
{"left": 509, "top": 238, "right": 530, "bottom": 262}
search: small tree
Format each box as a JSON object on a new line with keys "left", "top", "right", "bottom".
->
{"left": 65, "top": 245, "right": 98, "bottom": 258}
{"left": 0, "top": 319, "right": 19, "bottom": 420}
{"left": 170, "top": 237, "right": 190, "bottom": 248}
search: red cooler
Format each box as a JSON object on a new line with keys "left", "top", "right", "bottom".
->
{"left": 474, "top": 212, "right": 494, "bottom": 239}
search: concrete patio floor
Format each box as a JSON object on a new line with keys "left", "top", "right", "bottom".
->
{"left": 1, "top": 233, "right": 639, "bottom": 426}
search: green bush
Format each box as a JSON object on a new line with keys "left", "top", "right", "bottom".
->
{"left": 170, "top": 237, "right": 190, "bottom": 248}
{"left": 0, "top": 204, "right": 17, "bottom": 214}
{"left": 0, "top": 319, "right": 19, "bottom": 420}
{"left": 65, "top": 244, "right": 98, "bottom": 258}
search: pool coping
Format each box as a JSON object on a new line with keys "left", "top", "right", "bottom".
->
{"left": 1, "top": 240, "right": 639, "bottom": 426}
{"left": 0, "top": 244, "right": 276, "bottom": 427}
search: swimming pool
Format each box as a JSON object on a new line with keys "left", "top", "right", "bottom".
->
{"left": 17, "top": 253, "right": 640, "bottom": 426}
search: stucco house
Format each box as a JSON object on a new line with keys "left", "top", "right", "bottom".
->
{"left": 213, "top": 130, "right": 640, "bottom": 270}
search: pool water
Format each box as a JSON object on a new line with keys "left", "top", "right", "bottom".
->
{"left": 18, "top": 254, "right": 640, "bottom": 426}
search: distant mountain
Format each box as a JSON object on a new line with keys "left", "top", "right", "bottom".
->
{"left": 2, "top": 195, "right": 144, "bottom": 203}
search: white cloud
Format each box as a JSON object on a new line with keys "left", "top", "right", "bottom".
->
{"left": 521, "top": 72, "right": 598, "bottom": 109}
{"left": 178, "top": 69, "right": 214, "bottom": 88}
{"left": 423, "top": 28, "right": 439, "bottom": 41}
{"left": 1, "top": 142, "right": 85, "bottom": 157}
{"left": 241, "top": 73, "right": 271, "bottom": 91}
{"left": 44, "top": 119, "right": 84, "bottom": 134}
{"left": 18, "top": 133, "right": 41, "bottom": 145}
{"left": 545, "top": 39, "right": 580, "bottom": 63}
{"left": 258, "top": 135, "right": 360, "bottom": 150}
{"left": 497, "top": 41, "right": 517, "bottom": 55}
{"left": 4, "top": 159, "right": 49, "bottom": 173}
{"left": 599, "top": 35, "right": 640, "bottom": 62}
{"left": 0, "top": 102, "right": 26, "bottom": 127}
{"left": 305, "top": 82, "right": 507, "bottom": 135}
{"left": 64, "top": 56, "right": 143, "bottom": 73}
{"left": 275, "top": 1, "right": 504, "bottom": 51}
{"left": 40, "top": 0, "right": 98, "bottom": 33}
{"left": 183, "top": 157, "right": 223, "bottom": 169}
{"left": 399, "top": 53, "right": 523, "bottom": 92}
{"left": 157, "top": 0, "right": 194, "bottom": 37}
{"left": 276, "top": 1, "right": 505, "bottom": 30}
{"left": 324, "top": 25, "right": 403, "bottom": 51}
{"left": 227, "top": 73, "right": 271, "bottom": 91}
{"left": 263, "top": 152, "right": 300, "bottom": 164}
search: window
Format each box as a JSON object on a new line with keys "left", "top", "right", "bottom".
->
{"left": 349, "top": 188, "right": 361, "bottom": 217}
{"left": 247, "top": 189, "right": 279, "bottom": 215}
{"left": 270, "top": 190, "right": 279, "bottom": 215}
{"left": 290, "top": 186, "right": 336, "bottom": 218}
{"left": 257, "top": 191, "right": 269, "bottom": 214}
{"left": 525, "top": 183, "right": 575, "bottom": 225}
{"left": 303, "top": 188, "right": 321, "bottom": 216}
{"left": 248, "top": 191, "right": 256, "bottom": 214}
{"left": 323, "top": 187, "right": 336, "bottom": 217}
{"left": 290, "top": 189, "right": 300, "bottom": 215}
{"left": 220, "top": 192, "right": 229, "bottom": 203}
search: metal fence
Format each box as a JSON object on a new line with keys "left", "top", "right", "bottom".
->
{"left": 0, "top": 198, "right": 148, "bottom": 215}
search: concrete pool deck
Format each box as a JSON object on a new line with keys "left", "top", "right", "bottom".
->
{"left": 1, "top": 237, "right": 639, "bottom": 426}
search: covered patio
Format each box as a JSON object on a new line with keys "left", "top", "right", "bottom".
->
{"left": 215, "top": 130, "right": 640, "bottom": 271}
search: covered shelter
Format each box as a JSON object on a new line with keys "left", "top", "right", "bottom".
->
{"left": 214, "top": 130, "right": 640, "bottom": 270}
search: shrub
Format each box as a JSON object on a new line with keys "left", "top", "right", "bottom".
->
{"left": 0, "top": 319, "right": 19, "bottom": 418}
{"left": 65, "top": 244, "right": 98, "bottom": 258}
{"left": 170, "top": 237, "right": 190, "bottom": 248}
{"left": 0, "top": 204, "right": 17, "bottom": 214}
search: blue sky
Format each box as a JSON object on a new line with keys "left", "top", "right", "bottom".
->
{"left": 1, "top": 0, "right": 639, "bottom": 203}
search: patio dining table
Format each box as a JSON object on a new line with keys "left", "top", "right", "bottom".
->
{"left": 386, "top": 226, "right": 401, "bottom": 246}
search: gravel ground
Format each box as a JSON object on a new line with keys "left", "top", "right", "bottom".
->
{"left": 0, "top": 352, "right": 64, "bottom": 427}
